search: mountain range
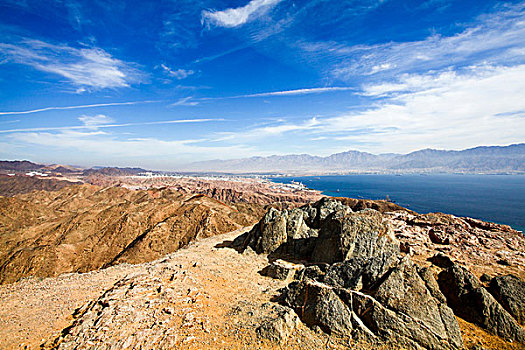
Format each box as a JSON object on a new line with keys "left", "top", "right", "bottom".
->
{"left": 184, "top": 143, "right": 525, "bottom": 174}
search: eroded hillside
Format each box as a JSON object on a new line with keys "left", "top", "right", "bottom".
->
{"left": 0, "top": 184, "right": 265, "bottom": 284}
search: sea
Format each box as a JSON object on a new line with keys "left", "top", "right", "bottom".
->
{"left": 271, "top": 174, "right": 525, "bottom": 233}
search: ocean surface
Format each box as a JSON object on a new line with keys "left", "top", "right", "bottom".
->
{"left": 271, "top": 175, "right": 525, "bottom": 232}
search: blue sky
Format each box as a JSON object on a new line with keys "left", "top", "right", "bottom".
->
{"left": 0, "top": 0, "right": 524, "bottom": 169}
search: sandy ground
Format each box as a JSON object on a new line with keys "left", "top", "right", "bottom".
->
{"left": 0, "top": 227, "right": 331, "bottom": 350}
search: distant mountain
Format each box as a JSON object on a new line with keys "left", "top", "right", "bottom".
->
{"left": 0, "top": 161, "right": 82, "bottom": 173}
{"left": 82, "top": 167, "right": 149, "bottom": 176}
{"left": 0, "top": 160, "right": 44, "bottom": 172}
{"left": 184, "top": 143, "right": 525, "bottom": 174}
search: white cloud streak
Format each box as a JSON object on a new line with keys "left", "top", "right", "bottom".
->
{"left": 0, "top": 118, "right": 223, "bottom": 134}
{"left": 231, "top": 87, "right": 355, "bottom": 98}
{"left": 161, "top": 64, "right": 194, "bottom": 79}
{"left": 0, "top": 101, "right": 160, "bottom": 116}
{"left": 0, "top": 39, "right": 143, "bottom": 89}
{"left": 202, "top": 0, "right": 283, "bottom": 28}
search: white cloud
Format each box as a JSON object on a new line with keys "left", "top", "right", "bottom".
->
{"left": 232, "top": 87, "right": 355, "bottom": 98}
{"left": 317, "top": 64, "right": 525, "bottom": 153}
{"left": 202, "top": 0, "right": 283, "bottom": 28}
{"left": 215, "top": 117, "right": 320, "bottom": 141}
{"left": 7, "top": 130, "right": 257, "bottom": 161}
{"left": 0, "top": 118, "right": 222, "bottom": 133}
{"left": 0, "top": 101, "right": 160, "bottom": 116}
{"left": 296, "top": 4, "right": 525, "bottom": 79}
{"left": 78, "top": 114, "right": 114, "bottom": 127}
{"left": 0, "top": 39, "right": 143, "bottom": 89}
{"left": 212, "top": 64, "right": 525, "bottom": 154}
{"left": 171, "top": 97, "right": 199, "bottom": 106}
{"left": 161, "top": 64, "right": 194, "bottom": 79}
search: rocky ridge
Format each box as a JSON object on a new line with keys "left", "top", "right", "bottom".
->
{"left": 236, "top": 198, "right": 525, "bottom": 349}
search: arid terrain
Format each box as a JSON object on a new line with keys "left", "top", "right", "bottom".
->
{"left": 0, "top": 175, "right": 524, "bottom": 349}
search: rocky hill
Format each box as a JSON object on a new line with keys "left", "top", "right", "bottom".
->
{"left": 0, "top": 184, "right": 265, "bottom": 284}
{"left": 1, "top": 197, "right": 524, "bottom": 349}
{"left": 184, "top": 143, "right": 525, "bottom": 174}
{"left": 0, "top": 175, "right": 79, "bottom": 196}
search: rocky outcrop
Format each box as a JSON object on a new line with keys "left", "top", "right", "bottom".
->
{"left": 387, "top": 211, "right": 525, "bottom": 280}
{"left": 488, "top": 274, "right": 525, "bottom": 325}
{"left": 247, "top": 198, "right": 464, "bottom": 349}
{"left": 437, "top": 265, "right": 525, "bottom": 343}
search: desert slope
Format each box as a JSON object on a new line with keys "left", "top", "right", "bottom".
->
{"left": 0, "top": 184, "right": 265, "bottom": 284}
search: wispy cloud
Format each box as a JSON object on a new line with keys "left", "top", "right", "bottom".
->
{"left": 195, "top": 87, "right": 355, "bottom": 102}
{"left": 214, "top": 64, "right": 525, "bottom": 153}
{"left": 161, "top": 64, "right": 194, "bottom": 79}
{"left": 0, "top": 101, "right": 160, "bottom": 116}
{"left": 78, "top": 114, "right": 114, "bottom": 127}
{"left": 297, "top": 3, "right": 525, "bottom": 80}
{"left": 7, "top": 130, "right": 257, "bottom": 164}
{"left": 0, "top": 39, "right": 143, "bottom": 89}
{"left": 0, "top": 118, "right": 223, "bottom": 134}
{"left": 232, "top": 87, "right": 355, "bottom": 98}
{"left": 202, "top": 0, "right": 283, "bottom": 28}
{"left": 171, "top": 97, "right": 199, "bottom": 107}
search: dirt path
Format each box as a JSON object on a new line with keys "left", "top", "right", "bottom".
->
{"left": 0, "top": 227, "right": 331, "bottom": 350}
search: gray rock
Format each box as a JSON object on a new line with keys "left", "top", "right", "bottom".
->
{"left": 295, "top": 265, "right": 325, "bottom": 282}
{"left": 350, "top": 289, "right": 461, "bottom": 350}
{"left": 283, "top": 280, "right": 353, "bottom": 335}
{"left": 488, "top": 274, "right": 525, "bottom": 325}
{"left": 251, "top": 208, "right": 288, "bottom": 254}
{"left": 373, "top": 257, "right": 463, "bottom": 349}
{"left": 312, "top": 209, "right": 399, "bottom": 264}
{"left": 260, "top": 259, "right": 304, "bottom": 281}
{"left": 438, "top": 265, "right": 525, "bottom": 343}
{"left": 323, "top": 251, "right": 397, "bottom": 291}
{"left": 417, "top": 266, "right": 447, "bottom": 304}
{"left": 256, "top": 305, "right": 300, "bottom": 344}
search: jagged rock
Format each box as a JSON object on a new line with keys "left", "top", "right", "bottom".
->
{"left": 251, "top": 208, "right": 288, "bottom": 254}
{"left": 283, "top": 280, "right": 353, "bottom": 335}
{"left": 251, "top": 201, "right": 464, "bottom": 349}
{"left": 311, "top": 209, "right": 399, "bottom": 264}
{"left": 373, "top": 257, "right": 463, "bottom": 349}
{"left": 260, "top": 259, "right": 304, "bottom": 281}
{"left": 488, "top": 274, "right": 525, "bottom": 325}
{"left": 256, "top": 305, "right": 299, "bottom": 344}
{"left": 438, "top": 265, "right": 525, "bottom": 343}
{"left": 284, "top": 276, "right": 463, "bottom": 349}
{"left": 428, "top": 252, "right": 455, "bottom": 269}
{"left": 295, "top": 265, "right": 325, "bottom": 282}
{"left": 323, "top": 251, "right": 398, "bottom": 291}
{"left": 350, "top": 289, "right": 462, "bottom": 350}
{"left": 417, "top": 266, "right": 447, "bottom": 304}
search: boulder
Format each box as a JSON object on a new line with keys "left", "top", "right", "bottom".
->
{"left": 283, "top": 280, "right": 353, "bottom": 335}
{"left": 488, "top": 274, "right": 525, "bottom": 325}
{"left": 283, "top": 276, "right": 463, "bottom": 349}
{"left": 373, "top": 257, "right": 463, "bottom": 349}
{"left": 256, "top": 305, "right": 300, "bottom": 344}
{"left": 438, "top": 265, "right": 525, "bottom": 343}
{"left": 250, "top": 208, "right": 288, "bottom": 254}
{"left": 311, "top": 209, "right": 399, "bottom": 264}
